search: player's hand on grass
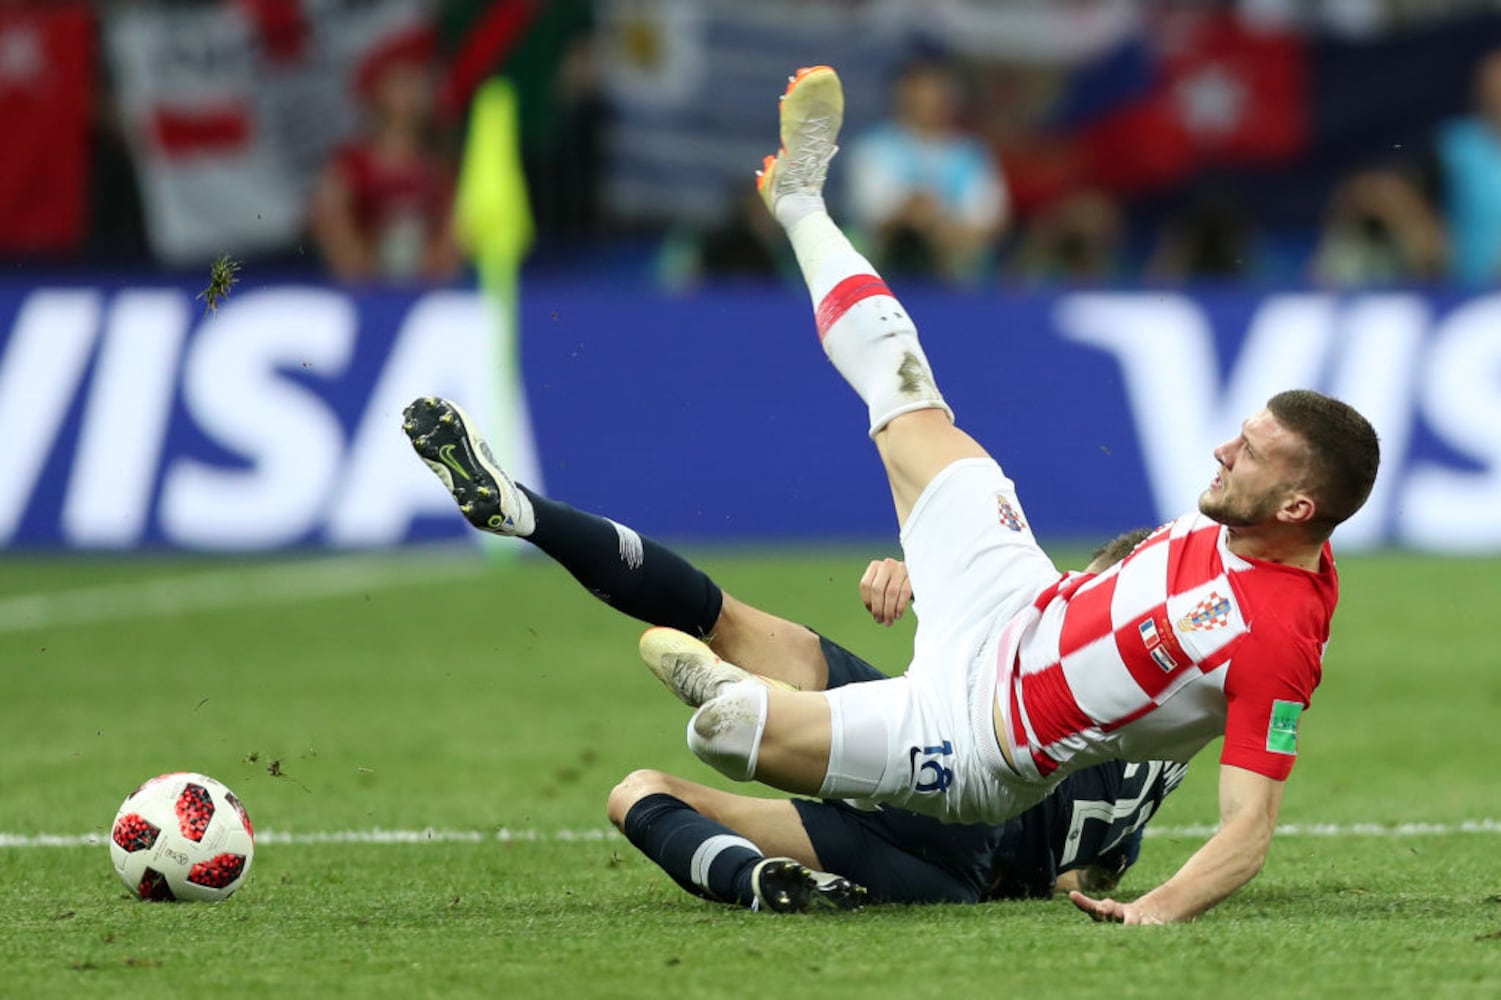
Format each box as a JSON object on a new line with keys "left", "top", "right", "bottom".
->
{"left": 1068, "top": 890, "right": 1165, "bottom": 925}
{"left": 860, "top": 558, "right": 913, "bottom": 626}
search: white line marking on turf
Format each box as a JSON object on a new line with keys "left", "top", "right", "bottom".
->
{"left": 6, "top": 820, "right": 1501, "bottom": 849}
{"left": 1145, "top": 820, "right": 1501, "bottom": 839}
{"left": 0, "top": 828, "right": 624, "bottom": 849}
{"left": 0, "top": 552, "right": 489, "bottom": 635}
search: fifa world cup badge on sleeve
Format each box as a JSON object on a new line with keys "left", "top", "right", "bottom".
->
{"left": 1266, "top": 701, "right": 1302, "bottom": 755}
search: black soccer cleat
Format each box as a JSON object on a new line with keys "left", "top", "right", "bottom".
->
{"left": 751, "top": 857, "right": 867, "bottom": 913}
{"left": 402, "top": 396, "right": 534, "bottom": 536}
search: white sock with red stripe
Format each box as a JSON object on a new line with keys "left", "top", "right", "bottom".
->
{"left": 781, "top": 208, "right": 951, "bottom": 436}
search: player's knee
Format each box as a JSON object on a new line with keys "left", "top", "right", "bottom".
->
{"left": 686, "top": 680, "right": 769, "bottom": 782}
{"left": 605, "top": 769, "right": 672, "bottom": 830}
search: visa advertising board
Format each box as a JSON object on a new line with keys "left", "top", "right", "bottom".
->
{"left": 2, "top": 281, "right": 1496, "bottom": 553}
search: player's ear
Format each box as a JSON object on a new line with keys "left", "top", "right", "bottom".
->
{"left": 1276, "top": 489, "right": 1317, "bottom": 527}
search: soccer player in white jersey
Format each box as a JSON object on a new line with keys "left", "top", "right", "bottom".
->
{"left": 631, "top": 66, "right": 1381, "bottom": 924}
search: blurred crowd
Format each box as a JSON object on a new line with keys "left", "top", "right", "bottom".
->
{"left": 10, "top": 0, "right": 1501, "bottom": 289}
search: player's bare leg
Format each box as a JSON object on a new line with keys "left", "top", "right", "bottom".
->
{"left": 631, "top": 67, "right": 1017, "bottom": 812}
{"left": 641, "top": 628, "right": 833, "bottom": 796}
{"left": 758, "top": 66, "right": 988, "bottom": 526}
{"left": 873, "top": 412, "right": 990, "bottom": 527}
{"left": 607, "top": 770, "right": 820, "bottom": 865}
{"left": 709, "top": 593, "right": 828, "bottom": 691}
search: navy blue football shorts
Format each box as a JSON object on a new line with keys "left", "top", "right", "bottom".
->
{"left": 795, "top": 636, "right": 1005, "bottom": 904}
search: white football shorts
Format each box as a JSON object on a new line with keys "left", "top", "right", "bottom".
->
{"left": 820, "top": 458, "right": 1062, "bottom": 824}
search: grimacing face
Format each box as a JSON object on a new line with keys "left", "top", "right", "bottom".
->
{"left": 1198, "top": 410, "right": 1308, "bottom": 528}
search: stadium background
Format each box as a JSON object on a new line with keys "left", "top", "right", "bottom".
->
{"left": 3, "top": 2, "right": 1501, "bottom": 997}
{"left": 6, "top": 0, "right": 1501, "bottom": 555}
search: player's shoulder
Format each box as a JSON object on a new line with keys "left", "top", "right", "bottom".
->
{"left": 1158, "top": 513, "right": 1337, "bottom": 644}
{"left": 1222, "top": 572, "right": 1332, "bottom": 700}
{"left": 1228, "top": 539, "right": 1339, "bottom": 637}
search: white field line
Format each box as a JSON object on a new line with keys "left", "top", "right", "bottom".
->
{"left": 0, "top": 552, "right": 487, "bottom": 635}
{"left": 5, "top": 820, "right": 1501, "bottom": 849}
{"left": 0, "top": 828, "right": 622, "bottom": 849}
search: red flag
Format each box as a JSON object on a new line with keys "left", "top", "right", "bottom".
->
{"left": 0, "top": 5, "right": 95, "bottom": 254}
{"left": 1079, "top": 12, "right": 1309, "bottom": 195}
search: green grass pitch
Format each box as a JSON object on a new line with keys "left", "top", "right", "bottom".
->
{"left": 2, "top": 548, "right": 1499, "bottom": 998}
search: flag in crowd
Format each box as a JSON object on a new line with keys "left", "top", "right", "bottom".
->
{"left": 103, "top": 0, "right": 432, "bottom": 266}
{"left": 0, "top": 4, "right": 94, "bottom": 255}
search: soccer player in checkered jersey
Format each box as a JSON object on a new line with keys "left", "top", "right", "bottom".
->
{"left": 634, "top": 66, "right": 1381, "bottom": 924}
{"left": 400, "top": 398, "right": 1182, "bottom": 911}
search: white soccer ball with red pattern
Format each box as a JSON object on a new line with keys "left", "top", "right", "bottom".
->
{"left": 109, "top": 772, "right": 255, "bottom": 902}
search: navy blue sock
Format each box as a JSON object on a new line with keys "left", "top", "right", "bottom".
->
{"left": 518, "top": 486, "right": 723, "bottom": 637}
{"left": 621, "top": 793, "right": 762, "bottom": 907}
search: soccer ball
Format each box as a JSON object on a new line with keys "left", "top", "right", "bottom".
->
{"left": 109, "top": 772, "right": 255, "bottom": 902}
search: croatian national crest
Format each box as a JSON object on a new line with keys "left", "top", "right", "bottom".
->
{"left": 1178, "top": 592, "right": 1232, "bottom": 632}
{"left": 997, "top": 497, "right": 1026, "bottom": 532}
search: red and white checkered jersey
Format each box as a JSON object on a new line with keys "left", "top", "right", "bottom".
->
{"left": 995, "top": 513, "right": 1338, "bottom": 783}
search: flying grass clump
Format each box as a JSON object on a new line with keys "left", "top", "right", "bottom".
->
{"left": 197, "top": 254, "right": 241, "bottom": 315}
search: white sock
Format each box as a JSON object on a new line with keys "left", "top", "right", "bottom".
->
{"left": 781, "top": 208, "right": 951, "bottom": 436}
{"left": 686, "top": 680, "right": 768, "bottom": 782}
{"left": 772, "top": 190, "right": 825, "bottom": 229}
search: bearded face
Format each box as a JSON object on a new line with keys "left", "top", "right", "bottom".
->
{"left": 1199, "top": 479, "right": 1287, "bottom": 527}
{"left": 1198, "top": 411, "right": 1309, "bottom": 528}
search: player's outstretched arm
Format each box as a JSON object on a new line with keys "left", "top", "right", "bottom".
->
{"left": 1069, "top": 765, "right": 1283, "bottom": 924}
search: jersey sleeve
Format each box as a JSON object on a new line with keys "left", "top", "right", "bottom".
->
{"left": 1220, "top": 630, "right": 1323, "bottom": 781}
